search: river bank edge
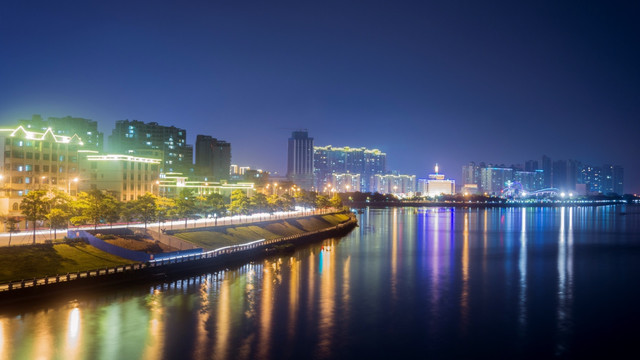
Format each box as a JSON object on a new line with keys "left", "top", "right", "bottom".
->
{"left": 0, "top": 211, "right": 358, "bottom": 306}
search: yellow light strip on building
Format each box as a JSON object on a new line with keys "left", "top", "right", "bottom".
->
{"left": 86, "top": 155, "right": 161, "bottom": 163}
{"left": 0, "top": 126, "right": 84, "bottom": 145}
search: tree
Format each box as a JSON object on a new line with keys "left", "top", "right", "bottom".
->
{"left": 330, "top": 193, "right": 343, "bottom": 208}
{"left": 155, "top": 196, "right": 176, "bottom": 231}
{"left": 250, "top": 193, "right": 269, "bottom": 214}
{"left": 197, "top": 192, "right": 226, "bottom": 225}
{"left": 175, "top": 188, "right": 197, "bottom": 228}
{"left": 315, "top": 195, "right": 331, "bottom": 209}
{"left": 133, "top": 193, "right": 157, "bottom": 229}
{"left": 228, "top": 189, "right": 250, "bottom": 215}
{"left": 267, "top": 194, "right": 283, "bottom": 212}
{"left": 70, "top": 190, "right": 118, "bottom": 229}
{"left": 103, "top": 196, "right": 122, "bottom": 227}
{"left": 120, "top": 201, "right": 137, "bottom": 227}
{"left": 47, "top": 208, "right": 71, "bottom": 240}
{"left": 294, "top": 189, "right": 317, "bottom": 208}
{"left": 20, "top": 189, "right": 50, "bottom": 244}
{"left": 280, "top": 193, "right": 295, "bottom": 211}
{"left": 1, "top": 215, "right": 20, "bottom": 246}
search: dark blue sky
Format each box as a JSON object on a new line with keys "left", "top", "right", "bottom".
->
{"left": 1, "top": 1, "right": 638, "bottom": 192}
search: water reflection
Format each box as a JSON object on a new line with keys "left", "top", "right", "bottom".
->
{"left": 0, "top": 206, "right": 637, "bottom": 359}
{"left": 518, "top": 207, "right": 527, "bottom": 335}
{"left": 461, "top": 212, "right": 470, "bottom": 332}
{"left": 556, "top": 207, "right": 574, "bottom": 356}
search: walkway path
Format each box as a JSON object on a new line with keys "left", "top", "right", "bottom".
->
{"left": 0, "top": 208, "right": 335, "bottom": 247}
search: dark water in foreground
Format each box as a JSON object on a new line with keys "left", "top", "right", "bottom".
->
{"left": 1, "top": 206, "right": 640, "bottom": 359}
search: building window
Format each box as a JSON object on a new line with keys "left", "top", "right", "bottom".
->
{"left": 51, "top": 153, "right": 57, "bottom": 161}
{"left": 12, "top": 203, "right": 18, "bottom": 211}
{"left": 35, "top": 153, "right": 40, "bottom": 160}
{"left": 26, "top": 152, "right": 33, "bottom": 159}
{"left": 43, "top": 154, "right": 50, "bottom": 161}
{"left": 34, "top": 165, "right": 39, "bottom": 172}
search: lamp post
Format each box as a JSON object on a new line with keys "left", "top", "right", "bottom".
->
{"left": 68, "top": 177, "right": 78, "bottom": 195}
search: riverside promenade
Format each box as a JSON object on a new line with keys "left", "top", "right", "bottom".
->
{"left": 0, "top": 210, "right": 357, "bottom": 298}
{"left": 0, "top": 208, "right": 334, "bottom": 247}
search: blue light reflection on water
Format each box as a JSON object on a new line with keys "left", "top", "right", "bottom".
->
{"left": 1, "top": 206, "right": 639, "bottom": 359}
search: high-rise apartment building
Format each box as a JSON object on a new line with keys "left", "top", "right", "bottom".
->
{"left": 462, "top": 162, "right": 480, "bottom": 186}
{"left": 287, "top": 130, "right": 314, "bottom": 190}
{"left": 372, "top": 174, "right": 415, "bottom": 195}
{"left": 18, "top": 115, "right": 104, "bottom": 152}
{"left": 541, "top": 155, "right": 552, "bottom": 188}
{"left": 579, "top": 165, "right": 602, "bottom": 193}
{"left": 195, "top": 135, "right": 231, "bottom": 181}
{"left": 514, "top": 170, "right": 544, "bottom": 191}
{"left": 313, "top": 145, "right": 386, "bottom": 192}
{"left": 329, "top": 173, "right": 361, "bottom": 192}
{"left": 108, "top": 120, "right": 193, "bottom": 173}
{"left": 480, "top": 167, "right": 513, "bottom": 195}
{"left": 602, "top": 164, "right": 624, "bottom": 195}
{"left": 525, "top": 160, "right": 539, "bottom": 172}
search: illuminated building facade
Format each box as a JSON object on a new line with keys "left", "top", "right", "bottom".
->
{"left": 157, "top": 172, "right": 254, "bottom": 199}
{"left": 514, "top": 170, "right": 544, "bottom": 191}
{"left": 313, "top": 145, "right": 386, "bottom": 192}
{"left": 329, "top": 173, "right": 361, "bottom": 192}
{"left": 78, "top": 151, "right": 161, "bottom": 201}
{"left": 18, "top": 114, "right": 104, "bottom": 152}
{"left": 195, "top": 135, "right": 231, "bottom": 181}
{"left": 0, "top": 126, "right": 83, "bottom": 221}
{"left": 108, "top": 120, "right": 193, "bottom": 173}
{"left": 372, "top": 174, "right": 415, "bottom": 196}
{"left": 480, "top": 167, "right": 513, "bottom": 195}
{"left": 287, "top": 130, "right": 314, "bottom": 190}
{"left": 421, "top": 165, "right": 455, "bottom": 196}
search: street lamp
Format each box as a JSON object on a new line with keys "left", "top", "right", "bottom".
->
{"left": 68, "top": 177, "right": 78, "bottom": 195}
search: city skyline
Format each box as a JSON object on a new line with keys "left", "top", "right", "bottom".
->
{"left": 1, "top": 1, "right": 638, "bottom": 192}
{"left": 2, "top": 115, "right": 629, "bottom": 195}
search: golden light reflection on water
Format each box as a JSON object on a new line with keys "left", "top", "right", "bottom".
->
{"left": 63, "top": 306, "right": 81, "bottom": 360}
{"left": 33, "top": 311, "right": 53, "bottom": 360}
{"left": 317, "top": 241, "right": 336, "bottom": 357}
{"left": 0, "top": 320, "right": 5, "bottom": 360}
{"left": 194, "top": 277, "right": 211, "bottom": 360}
{"left": 461, "top": 212, "right": 470, "bottom": 332}
{"left": 257, "top": 261, "right": 274, "bottom": 359}
{"left": 142, "top": 289, "right": 165, "bottom": 360}
{"left": 288, "top": 257, "right": 300, "bottom": 341}
{"left": 213, "top": 274, "right": 231, "bottom": 360}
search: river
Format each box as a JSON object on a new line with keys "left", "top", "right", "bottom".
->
{"left": 1, "top": 206, "right": 639, "bottom": 359}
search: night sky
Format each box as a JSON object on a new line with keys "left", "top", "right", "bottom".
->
{"left": 1, "top": 1, "right": 638, "bottom": 192}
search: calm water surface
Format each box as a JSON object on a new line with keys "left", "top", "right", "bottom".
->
{"left": 2, "top": 206, "right": 640, "bottom": 359}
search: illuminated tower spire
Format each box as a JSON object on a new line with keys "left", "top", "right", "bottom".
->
{"left": 435, "top": 163, "right": 439, "bottom": 174}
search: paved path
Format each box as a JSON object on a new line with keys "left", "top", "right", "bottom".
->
{"left": 0, "top": 208, "right": 334, "bottom": 247}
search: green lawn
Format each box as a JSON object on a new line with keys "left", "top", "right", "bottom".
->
{"left": 174, "top": 212, "right": 352, "bottom": 250}
{"left": 0, "top": 242, "right": 136, "bottom": 283}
